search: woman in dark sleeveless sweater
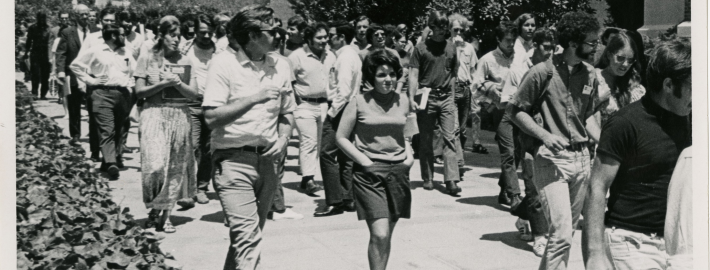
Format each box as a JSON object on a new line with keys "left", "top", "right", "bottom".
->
{"left": 336, "top": 49, "right": 414, "bottom": 270}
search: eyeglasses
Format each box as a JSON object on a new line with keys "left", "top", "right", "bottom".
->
{"left": 582, "top": 39, "right": 600, "bottom": 47}
{"left": 451, "top": 28, "right": 464, "bottom": 33}
{"left": 613, "top": 54, "right": 635, "bottom": 65}
{"left": 542, "top": 45, "right": 556, "bottom": 51}
{"left": 373, "top": 32, "right": 386, "bottom": 37}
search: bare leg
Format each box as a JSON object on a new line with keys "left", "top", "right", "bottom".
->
{"left": 366, "top": 217, "right": 398, "bottom": 270}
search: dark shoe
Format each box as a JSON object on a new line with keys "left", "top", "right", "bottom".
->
{"left": 145, "top": 211, "right": 160, "bottom": 228}
{"left": 57, "top": 97, "right": 63, "bottom": 104}
{"left": 342, "top": 201, "right": 356, "bottom": 212}
{"left": 472, "top": 144, "right": 489, "bottom": 154}
{"left": 116, "top": 159, "right": 124, "bottom": 169}
{"left": 300, "top": 179, "right": 322, "bottom": 195}
{"left": 434, "top": 156, "right": 444, "bottom": 164}
{"left": 445, "top": 181, "right": 461, "bottom": 195}
{"left": 498, "top": 190, "right": 512, "bottom": 206}
{"left": 422, "top": 180, "right": 434, "bottom": 190}
{"left": 177, "top": 198, "right": 195, "bottom": 210}
{"left": 39, "top": 96, "right": 47, "bottom": 100}
{"left": 107, "top": 165, "right": 120, "bottom": 180}
{"left": 90, "top": 153, "right": 101, "bottom": 163}
{"left": 69, "top": 137, "right": 80, "bottom": 146}
{"left": 510, "top": 194, "right": 523, "bottom": 210}
{"left": 314, "top": 205, "right": 345, "bottom": 217}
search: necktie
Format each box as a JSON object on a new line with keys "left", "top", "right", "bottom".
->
{"left": 82, "top": 27, "right": 87, "bottom": 41}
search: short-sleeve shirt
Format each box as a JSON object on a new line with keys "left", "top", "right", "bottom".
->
{"left": 409, "top": 38, "right": 458, "bottom": 91}
{"left": 455, "top": 41, "right": 478, "bottom": 84}
{"left": 509, "top": 54, "right": 598, "bottom": 143}
{"left": 472, "top": 47, "right": 515, "bottom": 95}
{"left": 202, "top": 46, "right": 297, "bottom": 150}
{"left": 350, "top": 91, "right": 411, "bottom": 162}
{"left": 288, "top": 45, "right": 336, "bottom": 99}
{"left": 598, "top": 96, "right": 691, "bottom": 236}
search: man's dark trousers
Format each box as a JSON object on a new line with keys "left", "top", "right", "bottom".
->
{"left": 91, "top": 87, "right": 130, "bottom": 164}
{"left": 86, "top": 88, "right": 101, "bottom": 157}
{"left": 454, "top": 82, "right": 471, "bottom": 149}
{"left": 320, "top": 106, "right": 354, "bottom": 206}
{"left": 30, "top": 54, "right": 51, "bottom": 98}
{"left": 495, "top": 114, "right": 522, "bottom": 196}
{"left": 416, "top": 88, "right": 463, "bottom": 182}
{"left": 190, "top": 105, "right": 213, "bottom": 192}
{"left": 66, "top": 81, "right": 84, "bottom": 140}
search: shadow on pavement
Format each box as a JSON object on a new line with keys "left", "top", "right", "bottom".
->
{"left": 456, "top": 196, "right": 510, "bottom": 212}
{"left": 480, "top": 231, "right": 533, "bottom": 253}
{"left": 283, "top": 165, "right": 301, "bottom": 174}
{"left": 313, "top": 199, "right": 328, "bottom": 212}
{"left": 282, "top": 181, "right": 323, "bottom": 198}
{"left": 206, "top": 192, "right": 220, "bottom": 201}
{"left": 170, "top": 215, "right": 195, "bottom": 226}
{"left": 480, "top": 172, "right": 501, "bottom": 179}
{"left": 200, "top": 211, "right": 226, "bottom": 224}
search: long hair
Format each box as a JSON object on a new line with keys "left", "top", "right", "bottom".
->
{"left": 595, "top": 31, "right": 642, "bottom": 106}
{"left": 152, "top": 20, "right": 180, "bottom": 53}
{"left": 514, "top": 13, "right": 535, "bottom": 35}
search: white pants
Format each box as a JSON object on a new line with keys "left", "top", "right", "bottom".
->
{"left": 294, "top": 101, "right": 327, "bottom": 177}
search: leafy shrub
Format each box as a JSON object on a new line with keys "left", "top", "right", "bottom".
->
{"left": 16, "top": 81, "right": 175, "bottom": 270}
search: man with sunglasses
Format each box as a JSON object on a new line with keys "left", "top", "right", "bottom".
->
{"left": 202, "top": 6, "right": 296, "bottom": 269}
{"left": 507, "top": 12, "right": 601, "bottom": 270}
{"left": 500, "top": 27, "right": 556, "bottom": 256}
{"left": 288, "top": 22, "right": 336, "bottom": 196}
{"left": 409, "top": 10, "right": 463, "bottom": 195}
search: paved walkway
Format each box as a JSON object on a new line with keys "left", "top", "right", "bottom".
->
{"left": 29, "top": 77, "right": 585, "bottom": 270}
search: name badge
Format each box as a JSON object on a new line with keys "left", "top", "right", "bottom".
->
{"left": 582, "top": 85, "right": 592, "bottom": 95}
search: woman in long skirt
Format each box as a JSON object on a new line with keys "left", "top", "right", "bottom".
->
{"left": 134, "top": 16, "right": 200, "bottom": 233}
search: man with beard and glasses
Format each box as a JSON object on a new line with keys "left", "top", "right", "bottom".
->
{"left": 409, "top": 10, "right": 463, "bottom": 196}
{"left": 352, "top": 15, "right": 370, "bottom": 50}
{"left": 288, "top": 22, "right": 336, "bottom": 196}
{"left": 472, "top": 21, "right": 519, "bottom": 206}
{"left": 357, "top": 24, "right": 399, "bottom": 62}
{"left": 501, "top": 27, "right": 556, "bottom": 257}
{"left": 281, "top": 15, "right": 308, "bottom": 57}
{"left": 315, "top": 20, "right": 361, "bottom": 217}
{"left": 202, "top": 6, "right": 296, "bottom": 269}
{"left": 70, "top": 24, "right": 136, "bottom": 180}
{"left": 212, "top": 13, "right": 231, "bottom": 54}
{"left": 507, "top": 11, "right": 601, "bottom": 270}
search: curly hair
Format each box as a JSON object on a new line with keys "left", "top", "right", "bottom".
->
{"left": 556, "top": 11, "right": 600, "bottom": 49}
{"left": 362, "top": 49, "right": 403, "bottom": 87}
{"left": 595, "top": 32, "right": 643, "bottom": 106}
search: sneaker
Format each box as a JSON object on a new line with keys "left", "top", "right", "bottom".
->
{"left": 533, "top": 235, "right": 548, "bottom": 257}
{"left": 195, "top": 192, "right": 209, "bottom": 204}
{"left": 515, "top": 218, "right": 533, "bottom": 241}
{"left": 272, "top": 208, "right": 304, "bottom": 221}
{"left": 434, "top": 156, "right": 444, "bottom": 164}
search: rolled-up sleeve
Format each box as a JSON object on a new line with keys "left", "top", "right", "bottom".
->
{"left": 202, "top": 60, "right": 230, "bottom": 108}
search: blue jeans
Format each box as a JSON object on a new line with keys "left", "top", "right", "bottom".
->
{"left": 534, "top": 145, "right": 590, "bottom": 270}
{"left": 212, "top": 149, "right": 278, "bottom": 270}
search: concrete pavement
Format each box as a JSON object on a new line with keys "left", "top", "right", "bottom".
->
{"left": 29, "top": 78, "right": 585, "bottom": 270}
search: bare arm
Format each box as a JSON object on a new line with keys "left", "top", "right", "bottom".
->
{"left": 582, "top": 153, "right": 619, "bottom": 270}
{"left": 134, "top": 77, "right": 172, "bottom": 99}
{"left": 407, "top": 67, "right": 420, "bottom": 111}
{"left": 263, "top": 113, "right": 294, "bottom": 158}
{"left": 335, "top": 101, "right": 373, "bottom": 166}
{"left": 203, "top": 88, "right": 280, "bottom": 130}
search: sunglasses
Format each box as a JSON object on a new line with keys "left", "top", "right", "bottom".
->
{"left": 373, "top": 31, "right": 386, "bottom": 37}
{"left": 613, "top": 54, "right": 635, "bottom": 65}
{"left": 582, "top": 39, "right": 600, "bottom": 47}
{"left": 542, "top": 45, "right": 555, "bottom": 51}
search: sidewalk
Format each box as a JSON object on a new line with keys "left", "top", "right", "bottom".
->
{"left": 28, "top": 77, "right": 585, "bottom": 270}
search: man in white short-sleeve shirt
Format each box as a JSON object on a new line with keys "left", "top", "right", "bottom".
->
{"left": 201, "top": 6, "right": 296, "bottom": 270}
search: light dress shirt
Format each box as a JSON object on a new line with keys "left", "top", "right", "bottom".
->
{"left": 69, "top": 42, "right": 136, "bottom": 87}
{"left": 472, "top": 47, "right": 515, "bottom": 105}
{"left": 288, "top": 45, "right": 336, "bottom": 99}
{"left": 328, "top": 45, "right": 362, "bottom": 118}
{"left": 202, "top": 46, "right": 297, "bottom": 151}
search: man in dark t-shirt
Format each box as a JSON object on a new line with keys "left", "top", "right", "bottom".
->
{"left": 408, "top": 10, "right": 463, "bottom": 195}
{"left": 583, "top": 39, "right": 691, "bottom": 270}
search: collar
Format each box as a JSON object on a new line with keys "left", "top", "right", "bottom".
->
{"left": 335, "top": 45, "right": 356, "bottom": 57}
{"left": 517, "top": 36, "right": 533, "bottom": 50}
{"left": 231, "top": 45, "right": 276, "bottom": 68}
{"left": 303, "top": 44, "right": 328, "bottom": 60}
{"left": 641, "top": 95, "right": 685, "bottom": 118}
{"left": 552, "top": 54, "right": 587, "bottom": 74}
{"left": 494, "top": 47, "right": 515, "bottom": 60}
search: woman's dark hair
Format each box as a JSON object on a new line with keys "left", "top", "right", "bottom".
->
{"left": 595, "top": 32, "right": 643, "bottom": 106}
{"left": 152, "top": 20, "right": 180, "bottom": 52}
{"left": 495, "top": 21, "right": 518, "bottom": 41}
{"left": 362, "top": 49, "right": 403, "bottom": 86}
{"left": 514, "top": 13, "right": 536, "bottom": 35}
{"left": 230, "top": 5, "right": 274, "bottom": 47}
{"left": 601, "top": 27, "right": 621, "bottom": 46}
{"left": 303, "top": 22, "right": 328, "bottom": 43}
{"left": 385, "top": 29, "right": 403, "bottom": 49}
{"left": 625, "top": 29, "right": 648, "bottom": 86}
{"left": 645, "top": 38, "right": 691, "bottom": 97}
{"left": 556, "top": 11, "right": 600, "bottom": 49}
{"left": 181, "top": 20, "right": 195, "bottom": 35}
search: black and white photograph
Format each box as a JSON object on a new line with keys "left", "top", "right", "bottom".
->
{"left": 9, "top": 0, "right": 707, "bottom": 269}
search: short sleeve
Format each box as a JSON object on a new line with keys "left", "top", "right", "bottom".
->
{"left": 279, "top": 67, "right": 297, "bottom": 114}
{"left": 509, "top": 63, "right": 546, "bottom": 112}
{"left": 202, "top": 59, "right": 231, "bottom": 108}
{"left": 287, "top": 52, "right": 300, "bottom": 82}
{"left": 596, "top": 115, "right": 635, "bottom": 162}
{"left": 133, "top": 53, "right": 149, "bottom": 79}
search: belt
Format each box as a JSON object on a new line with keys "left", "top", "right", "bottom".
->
{"left": 300, "top": 97, "right": 328, "bottom": 103}
{"left": 89, "top": 85, "right": 128, "bottom": 91}
{"left": 565, "top": 142, "right": 587, "bottom": 152}
{"left": 370, "top": 159, "right": 404, "bottom": 165}
{"left": 232, "top": 145, "right": 266, "bottom": 154}
{"left": 426, "top": 87, "right": 450, "bottom": 96}
{"left": 456, "top": 81, "right": 471, "bottom": 86}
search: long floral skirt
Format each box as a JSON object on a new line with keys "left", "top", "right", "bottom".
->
{"left": 139, "top": 103, "right": 196, "bottom": 210}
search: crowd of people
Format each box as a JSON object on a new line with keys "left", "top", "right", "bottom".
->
{"left": 17, "top": 3, "right": 692, "bottom": 270}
